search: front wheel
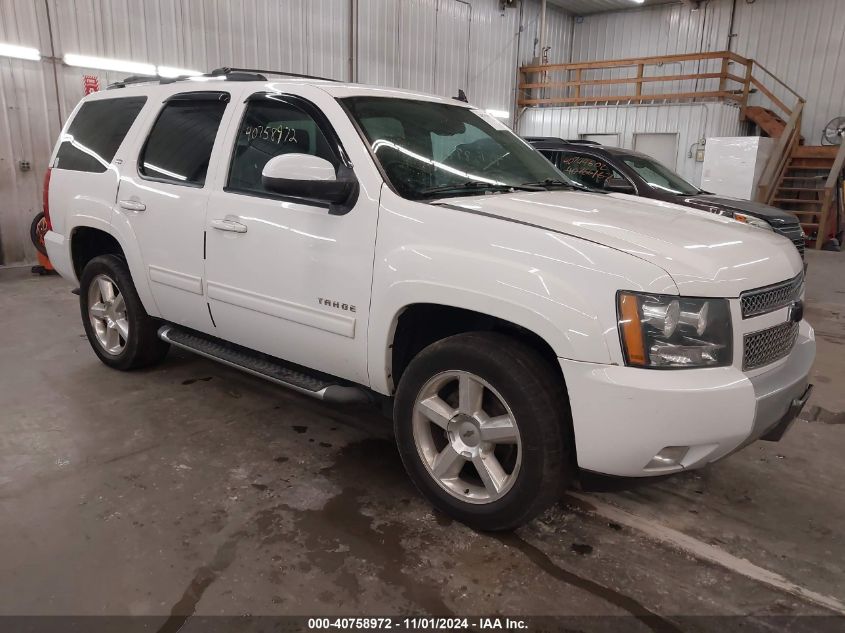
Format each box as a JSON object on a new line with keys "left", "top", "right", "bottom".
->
{"left": 79, "top": 254, "right": 169, "bottom": 370}
{"left": 394, "top": 332, "right": 572, "bottom": 531}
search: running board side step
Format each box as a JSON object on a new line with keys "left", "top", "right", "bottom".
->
{"left": 158, "top": 325, "right": 371, "bottom": 404}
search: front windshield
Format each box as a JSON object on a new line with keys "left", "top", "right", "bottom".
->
{"left": 342, "top": 97, "right": 577, "bottom": 200}
{"left": 619, "top": 154, "right": 700, "bottom": 196}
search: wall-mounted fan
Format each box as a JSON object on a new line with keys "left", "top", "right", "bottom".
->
{"left": 822, "top": 116, "right": 845, "bottom": 145}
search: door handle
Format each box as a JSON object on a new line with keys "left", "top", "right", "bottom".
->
{"left": 118, "top": 199, "right": 146, "bottom": 212}
{"left": 211, "top": 218, "right": 248, "bottom": 233}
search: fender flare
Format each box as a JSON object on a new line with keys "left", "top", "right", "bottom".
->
{"left": 367, "top": 281, "right": 611, "bottom": 394}
{"left": 68, "top": 215, "right": 160, "bottom": 317}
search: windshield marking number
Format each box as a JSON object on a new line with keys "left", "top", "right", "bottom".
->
{"left": 245, "top": 125, "right": 298, "bottom": 145}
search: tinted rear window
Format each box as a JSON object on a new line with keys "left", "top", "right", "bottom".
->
{"left": 139, "top": 96, "right": 228, "bottom": 187}
{"left": 54, "top": 97, "right": 146, "bottom": 173}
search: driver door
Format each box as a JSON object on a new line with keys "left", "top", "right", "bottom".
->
{"left": 203, "top": 92, "right": 377, "bottom": 385}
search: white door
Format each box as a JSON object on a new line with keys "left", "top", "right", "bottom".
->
{"left": 115, "top": 90, "right": 234, "bottom": 331}
{"left": 203, "top": 91, "right": 379, "bottom": 386}
{"left": 633, "top": 133, "right": 679, "bottom": 170}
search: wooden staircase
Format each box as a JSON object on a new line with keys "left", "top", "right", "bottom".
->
{"left": 753, "top": 102, "right": 845, "bottom": 249}
{"left": 768, "top": 146, "right": 839, "bottom": 243}
{"left": 745, "top": 106, "right": 790, "bottom": 139}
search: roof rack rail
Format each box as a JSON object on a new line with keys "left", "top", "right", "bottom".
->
{"left": 106, "top": 75, "right": 161, "bottom": 90}
{"left": 106, "top": 66, "right": 341, "bottom": 91}
{"left": 209, "top": 67, "right": 340, "bottom": 82}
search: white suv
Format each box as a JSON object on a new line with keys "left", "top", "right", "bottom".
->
{"left": 44, "top": 70, "right": 814, "bottom": 530}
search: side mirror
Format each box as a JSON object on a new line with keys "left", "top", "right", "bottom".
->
{"left": 603, "top": 177, "right": 636, "bottom": 194}
{"left": 261, "top": 154, "right": 357, "bottom": 212}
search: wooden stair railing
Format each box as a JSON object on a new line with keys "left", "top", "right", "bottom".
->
{"left": 768, "top": 143, "right": 845, "bottom": 248}
{"left": 518, "top": 51, "right": 751, "bottom": 108}
{"left": 756, "top": 101, "right": 804, "bottom": 205}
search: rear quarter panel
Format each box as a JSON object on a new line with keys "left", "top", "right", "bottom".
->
{"left": 46, "top": 89, "right": 160, "bottom": 312}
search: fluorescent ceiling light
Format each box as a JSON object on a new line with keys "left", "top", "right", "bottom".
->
{"left": 630, "top": 0, "right": 645, "bottom": 4}
{"left": 64, "top": 53, "right": 156, "bottom": 76}
{"left": 486, "top": 109, "right": 510, "bottom": 119}
{"left": 0, "top": 43, "right": 41, "bottom": 61}
{"left": 157, "top": 65, "right": 202, "bottom": 78}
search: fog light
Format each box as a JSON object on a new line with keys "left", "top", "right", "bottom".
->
{"left": 644, "top": 446, "right": 690, "bottom": 471}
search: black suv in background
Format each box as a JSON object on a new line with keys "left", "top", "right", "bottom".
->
{"left": 525, "top": 137, "right": 806, "bottom": 258}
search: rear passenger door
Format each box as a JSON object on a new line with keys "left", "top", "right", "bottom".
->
{"left": 115, "top": 91, "right": 233, "bottom": 332}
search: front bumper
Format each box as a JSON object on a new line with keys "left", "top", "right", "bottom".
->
{"left": 561, "top": 320, "right": 815, "bottom": 477}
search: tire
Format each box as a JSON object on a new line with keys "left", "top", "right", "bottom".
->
{"left": 79, "top": 254, "right": 169, "bottom": 370}
{"left": 30, "top": 212, "right": 48, "bottom": 256}
{"left": 394, "top": 332, "right": 572, "bottom": 531}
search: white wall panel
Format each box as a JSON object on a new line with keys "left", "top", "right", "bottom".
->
{"left": 567, "top": 0, "right": 844, "bottom": 141}
{"left": 0, "top": 0, "right": 57, "bottom": 265}
{"left": 4, "top": 0, "right": 843, "bottom": 265}
{"left": 0, "top": 0, "right": 537, "bottom": 265}
{"left": 518, "top": 101, "right": 745, "bottom": 186}
{"left": 519, "top": 1, "right": 572, "bottom": 65}
{"left": 464, "top": 0, "right": 522, "bottom": 115}
{"left": 356, "top": 0, "right": 524, "bottom": 115}
{"left": 731, "top": 0, "right": 845, "bottom": 145}
{"left": 568, "top": 1, "right": 732, "bottom": 100}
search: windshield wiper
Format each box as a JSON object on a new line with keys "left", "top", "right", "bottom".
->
{"left": 520, "top": 178, "right": 588, "bottom": 191}
{"left": 418, "top": 181, "right": 543, "bottom": 198}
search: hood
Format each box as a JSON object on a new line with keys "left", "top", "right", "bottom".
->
{"left": 683, "top": 194, "right": 799, "bottom": 226}
{"left": 438, "top": 190, "right": 802, "bottom": 297}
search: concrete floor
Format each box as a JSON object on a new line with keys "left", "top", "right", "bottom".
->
{"left": 1, "top": 251, "right": 844, "bottom": 630}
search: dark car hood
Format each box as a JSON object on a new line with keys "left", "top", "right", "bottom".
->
{"left": 680, "top": 194, "right": 798, "bottom": 225}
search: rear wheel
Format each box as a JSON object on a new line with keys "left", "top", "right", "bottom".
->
{"left": 394, "top": 332, "right": 572, "bottom": 531}
{"left": 79, "top": 255, "right": 169, "bottom": 370}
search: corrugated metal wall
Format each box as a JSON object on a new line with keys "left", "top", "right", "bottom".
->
{"left": 519, "top": 1, "right": 572, "bottom": 65}
{"left": 0, "top": 0, "right": 55, "bottom": 266}
{"left": 518, "top": 101, "right": 745, "bottom": 185}
{"left": 0, "top": 0, "right": 547, "bottom": 265}
{"left": 731, "top": 0, "right": 845, "bottom": 146}
{"left": 568, "top": 1, "right": 732, "bottom": 100}
{"left": 1, "top": 0, "right": 844, "bottom": 264}
{"left": 356, "top": 0, "right": 526, "bottom": 114}
{"left": 566, "top": 0, "right": 843, "bottom": 141}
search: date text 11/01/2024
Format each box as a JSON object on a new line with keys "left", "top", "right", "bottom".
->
{"left": 307, "top": 618, "right": 528, "bottom": 630}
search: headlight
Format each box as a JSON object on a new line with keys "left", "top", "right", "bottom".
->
{"left": 617, "top": 292, "right": 733, "bottom": 368}
{"left": 734, "top": 213, "right": 773, "bottom": 231}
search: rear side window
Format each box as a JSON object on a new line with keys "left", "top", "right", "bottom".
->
{"left": 139, "top": 93, "right": 229, "bottom": 187}
{"left": 54, "top": 97, "right": 146, "bottom": 173}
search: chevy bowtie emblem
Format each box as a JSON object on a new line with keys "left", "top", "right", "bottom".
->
{"left": 788, "top": 300, "right": 804, "bottom": 323}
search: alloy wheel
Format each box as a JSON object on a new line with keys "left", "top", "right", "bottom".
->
{"left": 412, "top": 370, "right": 522, "bottom": 504}
{"left": 87, "top": 274, "right": 129, "bottom": 355}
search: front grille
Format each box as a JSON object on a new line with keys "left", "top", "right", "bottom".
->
{"left": 743, "top": 321, "right": 799, "bottom": 370}
{"left": 740, "top": 273, "right": 804, "bottom": 318}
